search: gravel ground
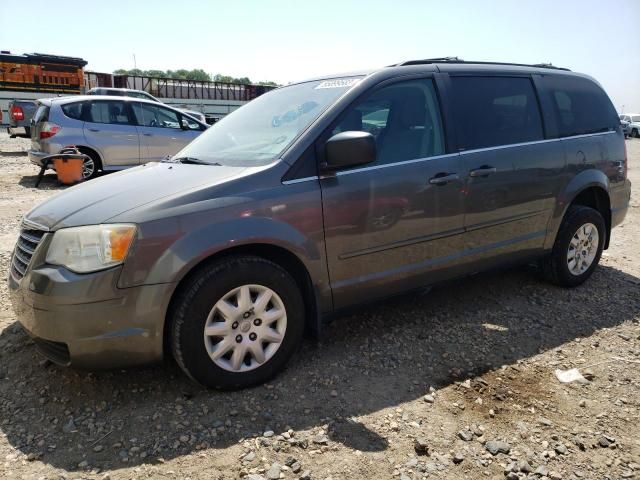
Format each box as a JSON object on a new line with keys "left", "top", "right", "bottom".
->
{"left": 0, "top": 132, "right": 638, "bottom": 480}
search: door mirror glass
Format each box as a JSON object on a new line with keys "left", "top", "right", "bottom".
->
{"left": 324, "top": 131, "right": 376, "bottom": 170}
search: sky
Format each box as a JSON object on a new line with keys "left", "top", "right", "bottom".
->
{"left": 1, "top": 0, "right": 639, "bottom": 112}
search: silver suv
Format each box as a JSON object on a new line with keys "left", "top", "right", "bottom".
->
{"left": 29, "top": 96, "right": 208, "bottom": 178}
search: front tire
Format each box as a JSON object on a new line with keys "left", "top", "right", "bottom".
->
{"left": 632, "top": 128, "right": 639, "bottom": 139}
{"left": 541, "top": 205, "right": 605, "bottom": 287}
{"left": 170, "top": 256, "right": 305, "bottom": 390}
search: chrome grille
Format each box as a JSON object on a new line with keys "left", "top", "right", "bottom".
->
{"left": 11, "top": 229, "right": 46, "bottom": 281}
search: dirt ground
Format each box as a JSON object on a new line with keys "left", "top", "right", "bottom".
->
{"left": 0, "top": 132, "right": 638, "bottom": 480}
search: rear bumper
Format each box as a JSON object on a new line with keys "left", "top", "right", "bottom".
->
{"left": 8, "top": 261, "right": 175, "bottom": 369}
{"left": 7, "top": 126, "right": 29, "bottom": 137}
{"left": 28, "top": 150, "right": 50, "bottom": 167}
{"left": 611, "top": 179, "right": 632, "bottom": 228}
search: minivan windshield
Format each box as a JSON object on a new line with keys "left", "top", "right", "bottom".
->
{"left": 173, "top": 77, "right": 362, "bottom": 166}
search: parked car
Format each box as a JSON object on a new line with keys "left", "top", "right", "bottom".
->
{"left": 619, "top": 113, "right": 640, "bottom": 138}
{"left": 87, "top": 87, "right": 207, "bottom": 124}
{"left": 620, "top": 119, "right": 631, "bottom": 138}
{"left": 181, "top": 109, "right": 207, "bottom": 124}
{"left": 7, "top": 99, "right": 37, "bottom": 138}
{"left": 87, "top": 86, "right": 158, "bottom": 101}
{"left": 10, "top": 60, "right": 631, "bottom": 390}
{"left": 29, "top": 95, "right": 208, "bottom": 179}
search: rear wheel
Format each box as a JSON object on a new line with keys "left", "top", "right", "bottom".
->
{"left": 170, "top": 256, "right": 305, "bottom": 390}
{"left": 77, "top": 149, "right": 101, "bottom": 180}
{"left": 541, "top": 205, "right": 605, "bottom": 287}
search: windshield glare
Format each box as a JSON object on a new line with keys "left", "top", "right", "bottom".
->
{"left": 174, "top": 77, "right": 362, "bottom": 166}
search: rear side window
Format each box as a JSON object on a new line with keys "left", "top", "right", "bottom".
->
{"left": 87, "top": 101, "right": 132, "bottom": 125}
{"left": 33, "top": 105, "right": 49, "bottom": 124}
{"left": 61, "top": 102, "right": 84, "bottom": 120}
{"left": 451, "top": 76, "right": 544, "bottom": 150}
{"left": 541, "top": 75, "right": 618, "bottom": 137}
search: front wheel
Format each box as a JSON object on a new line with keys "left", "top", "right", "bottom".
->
{"left": 541, "top": 205, "right": 605, "bottom": 287}
{"left": 632, "top": 128, "right": 640, "bottom": 139}
{"left": 170, "top": 256, "right": 305, "bottom": 389}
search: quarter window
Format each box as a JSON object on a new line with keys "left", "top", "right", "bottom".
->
{"left": 87, "top": 101, "right": 131, "bottom": 125}
{"left": 450, "top": 76, "right": 544, "bottom": 150}
{"left": 61, "top": 102, "right": 84, "bottom": 120}
{"left": 330, "top": 79, "right": 445, "bottom": 166}
{"left": 541, "top": 75, "right": 618, "bottom": 137}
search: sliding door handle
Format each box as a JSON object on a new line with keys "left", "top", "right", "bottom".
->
{"left": 469, "top": 166, "right": 497, "bottom": 177}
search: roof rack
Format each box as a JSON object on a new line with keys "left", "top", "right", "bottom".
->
{"left": 394, "top": 57, "right": 570, "bottom": 71}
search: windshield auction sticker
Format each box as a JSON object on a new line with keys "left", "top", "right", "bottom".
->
{"left": 315, "top": 78, "right": 361, "bottom": 89}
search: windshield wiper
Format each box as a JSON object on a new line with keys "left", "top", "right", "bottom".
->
{"left": 168, "top": 156, "right": 221, "bottom": 166}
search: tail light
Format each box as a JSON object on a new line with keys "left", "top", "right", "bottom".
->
{"left": 39, "top": 122, "right": 61, "bottom": 139}
{"left": 10, "top": 105, "right": 24, "bottom": 121}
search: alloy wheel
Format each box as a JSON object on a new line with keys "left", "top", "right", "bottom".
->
{"left": 82, "top": 157, "right": 95, "bottom": 179}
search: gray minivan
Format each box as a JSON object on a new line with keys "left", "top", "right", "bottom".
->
{"left": 9, "top": 59, "right": 631, "bottom": 389}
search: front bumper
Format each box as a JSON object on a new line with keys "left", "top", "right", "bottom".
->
{"left": 8, "top": 250, "right": 175, "bottom": 369}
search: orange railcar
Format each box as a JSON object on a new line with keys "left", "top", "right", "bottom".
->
{"left": 0, "top": 52, "right": 87, "bottom": 94}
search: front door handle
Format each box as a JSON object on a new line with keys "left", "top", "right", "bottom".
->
{"left": 469, "top": 166, "right": 497, "bottom": 177}
{"left": 88, "top": 128, "right": 100, "bottom": 132}
{"left": 143, "top": 133, "right": 153, "bottom": 137}
{"left": 429, "top": 173, "right": 459, "bottom": 185}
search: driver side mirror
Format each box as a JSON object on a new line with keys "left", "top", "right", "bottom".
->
{"left": 323, "top": 131, "right": 376, "bottom": 170}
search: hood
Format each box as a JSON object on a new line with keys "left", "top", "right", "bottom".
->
{"left": 25, "top": 162, "right": 248, "bottom": 230}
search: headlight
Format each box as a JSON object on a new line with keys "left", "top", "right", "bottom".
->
{"left": 46, "top": 224, "right": 136, "bottom": 273}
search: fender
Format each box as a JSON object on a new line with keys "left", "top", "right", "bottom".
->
{"left": 543, "top": 168, "right": 610, "bottom": 250}
{"left": 118, "top": 212, "right": 332, "bottom": 321}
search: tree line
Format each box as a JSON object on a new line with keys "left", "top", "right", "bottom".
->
{"left": 112, "top": 68, "right": 278, "bottom": 86}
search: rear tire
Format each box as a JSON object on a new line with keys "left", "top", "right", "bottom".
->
{"left": 170, "top": 256, "right": 305, "bottom": 390}
{"left": 541, "top": 205, "right": 605, "bottom": 287}
{"left": 632, "top": 128, "right": 639, "bottom": 139}
{"left": 77, "top": 148, "right": 101, "bottom": 180}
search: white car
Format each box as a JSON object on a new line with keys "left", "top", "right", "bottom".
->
{"left": 620, "top": 113, "right": 640, "bottom": 138}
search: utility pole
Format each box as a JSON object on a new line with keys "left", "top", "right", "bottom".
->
{"left": 133, "top": 54, "right": 137, "bottom": 69}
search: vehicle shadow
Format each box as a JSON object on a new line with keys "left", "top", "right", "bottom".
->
{"left": 0, "top": 151, "right": 28, "bottom": 156}
{"left": 18, "top": 174, "right": 67, "bottom": 190}
{"left": 0, "top": 264, "right": 638, "bottom": 472}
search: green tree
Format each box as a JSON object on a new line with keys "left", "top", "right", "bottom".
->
{"left": 144, "top": 69, "right": 167, "bottom": 78}
{"left": 185, "top": 69, "right": 211, "bottom": 81}
{"left": 113, "top": 68, "right": 278, "bottom": 86}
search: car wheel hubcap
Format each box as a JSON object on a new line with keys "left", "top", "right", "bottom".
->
{"left": 567, "top": 222, "right": 599, "bottom": 276}
{"left": 203, "top": 284, "right": 287, "bottom": 372}
{"left": 82, "top": 158, "right": 95, "bottom": 178}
